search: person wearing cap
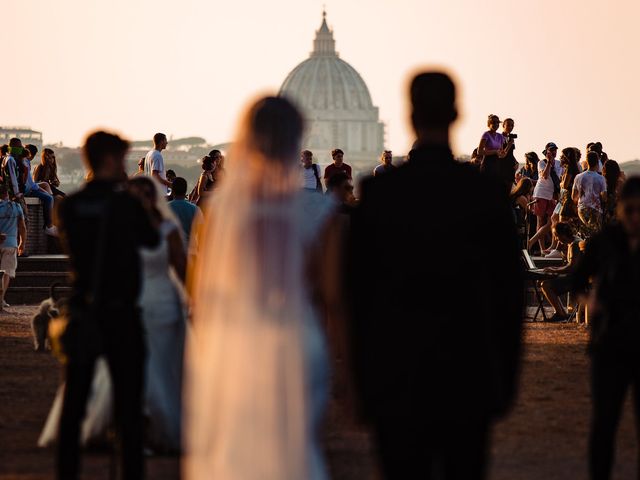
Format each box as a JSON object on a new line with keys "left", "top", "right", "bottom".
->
{"left": 529, "top": 142, "right": 563, "bottom": 252}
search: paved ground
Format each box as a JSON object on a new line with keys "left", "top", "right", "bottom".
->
{"left": 0, "top": 306, "right": 636, "bottom": 479}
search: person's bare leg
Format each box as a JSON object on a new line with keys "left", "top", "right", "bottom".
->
{"left": 545, "top": 213, "right": 561, "bottom": 252}
{"left": 38, "top": 182, "right": 53, "bottom": 194}
{"left": 540, "top": 281, "right": 566, "bottom": 317}
{"left": 538, "top": 218, "right": 552, "bottom": 252}
{"left": 528, "top": 216, "right": 551, "bottom": 251}
{"left": 528, "top": 215, "right": 544, "bottom": 250}
{"left": 1, "top": 273, "right": 10, "bottom": 306}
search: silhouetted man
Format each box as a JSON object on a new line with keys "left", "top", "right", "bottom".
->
{"left": 571, "top": 177, "right": 640, "bottom": 480}
{"left": 57, "top": 131, "right": 159, "bottom": 479}
{"left": 348, "top": 72, "right": 523, "bottom": 479}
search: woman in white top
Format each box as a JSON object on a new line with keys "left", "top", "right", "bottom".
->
{"left": 528, "top": 142, "right": 564, "bottom": 252}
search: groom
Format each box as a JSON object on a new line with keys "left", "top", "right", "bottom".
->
{"left": 348, "top": 72, "right": 524, "bottom": 479}
{"left": 56, "top": 131, "right": 159, "bottom": 479}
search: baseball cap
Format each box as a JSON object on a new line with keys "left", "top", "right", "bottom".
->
{"left": 542, "top": 142, "right": 558, "bottom": 155}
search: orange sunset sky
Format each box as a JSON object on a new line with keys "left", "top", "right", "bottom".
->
{"left": 2, "top": 0, "right": 639, "bottom": 162}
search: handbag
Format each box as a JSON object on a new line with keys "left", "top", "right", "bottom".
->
{"left": 52, "top": 197, "right": 112, "bottom": 364}
{"left": 550, "top": 166, "right": 561, "bottom": 198}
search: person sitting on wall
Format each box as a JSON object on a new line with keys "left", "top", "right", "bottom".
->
{"left": 34, "top": 148, "right": 66, "bottom": 197}
{"left": 22, "top": 144, "right": 58, "bottom": 236}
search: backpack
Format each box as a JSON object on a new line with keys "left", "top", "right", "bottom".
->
{"left": 311, "top": 164, "right": 323, "bottom": 193}
{"left": 17, "top": 158, "right": 28, "bottom": 193}
{"left": 2, "top": 156, "right": 21, "bottom": 197}
{"left": 549, "top": 165, "right": 561, "bottom": 198}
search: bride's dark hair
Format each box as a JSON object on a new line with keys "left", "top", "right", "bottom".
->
{"left": 241, "top": 96, "right": 304, "bottom": 163}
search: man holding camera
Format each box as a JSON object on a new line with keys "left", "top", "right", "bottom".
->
{"left": 499, "top": 118, "right": 518, "bottom": 190}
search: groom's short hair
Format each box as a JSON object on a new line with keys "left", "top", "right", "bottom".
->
{"left": 82, "top": 130, "right": 129, "bottom": 171}
{"left": 410, "top": 72, "right": 458, "bottom": 130}
{"left": 172, "top": 177, "right": 188, "bottom": 196}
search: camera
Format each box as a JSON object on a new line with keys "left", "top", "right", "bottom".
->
{"left": 508, "top": 133, "right": 518, "bottom": 139}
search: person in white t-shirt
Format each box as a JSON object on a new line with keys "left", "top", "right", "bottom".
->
{"left": 573, "top": 151, "right": 607, "bottom": 237}
{"left": 300, "top": 150, "right": 323, "bottom": 193}
{"left": 529, "top": 142, "right": 564, "bottom": 252}
{"left": 145, "top": 133, "right": 171, "bottom": 194}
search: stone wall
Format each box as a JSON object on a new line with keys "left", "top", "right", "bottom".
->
{"left": 25, "top": 197, "right": 46, "bottom": 255}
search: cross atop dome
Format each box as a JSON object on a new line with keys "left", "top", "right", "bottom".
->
{"left": 312, "top": 9, "right": 337, "bottom": 57}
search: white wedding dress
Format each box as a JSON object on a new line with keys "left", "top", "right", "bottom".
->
{"left": 39, "top": 219, "right": 186, "bottom": 452}
{"left": 184, "top": 184, "right": 334, "bottom": 480}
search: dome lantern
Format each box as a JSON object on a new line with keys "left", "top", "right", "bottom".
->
{"left": 312, "top": 10, "right": 337, "bottom": 57}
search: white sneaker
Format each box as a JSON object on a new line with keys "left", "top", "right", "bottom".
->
{"left": 44, "top": 225, "right": 58, "bottom": 236}
{"left": 2, "top": 300, "right": 10, "bottom": 308}
{"left": 545, "top": 249, "right": 563, "bottom": 258}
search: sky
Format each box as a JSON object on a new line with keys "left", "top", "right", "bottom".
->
{"left": 2, "top": 0, "right": 640, "bottom": 162}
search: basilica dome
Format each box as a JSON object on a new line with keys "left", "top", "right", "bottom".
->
{"left": 279, "top": 12, "right": 384, "bottom": 166}
{"left": 279, "top": 17, "right": 374, "bottom": 114}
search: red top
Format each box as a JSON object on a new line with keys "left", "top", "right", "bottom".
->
{"left": 324, "top": 163, "right": 352, "bottom": 181}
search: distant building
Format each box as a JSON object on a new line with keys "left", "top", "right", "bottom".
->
{"left": 0, "top": 126, "right": 43, "bottom": 152}
{"left": 279, "top": 11, "right": 385, "bottom": 176}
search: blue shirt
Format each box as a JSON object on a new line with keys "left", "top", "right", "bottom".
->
{"left": 24, "top": 158, "right": 40, "bottom": 193}
{"left": 0, "top": 200, "right": 24, "bottom": 248}
{"left": 169, "top": 199, "right": 200, "bottom": 244}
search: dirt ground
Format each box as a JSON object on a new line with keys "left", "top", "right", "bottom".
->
{"left": 0, "top": 306, "right": 637, "bottom": 479}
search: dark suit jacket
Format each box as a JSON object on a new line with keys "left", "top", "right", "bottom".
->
{"left": 58, "top": 180, "right": 159, "bottom": 312}
{"left": 347, "top": 144, "right": 524, "bottom": 423}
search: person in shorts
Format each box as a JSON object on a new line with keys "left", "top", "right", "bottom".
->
{"left": 573, "top": 151, "right": 607, "bottom": 238}
{"left": 529, "top": 142, "right": 563, "bottom": 252}
{"left": 0, "top": 183, "right": 26, "bottom": 308}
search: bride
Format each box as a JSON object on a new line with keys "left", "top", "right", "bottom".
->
{"left": 39, "top": 177, "right": 187, "bottom": 453}
{"left": 184, "top": 96, "right": 341, "bottom": 480}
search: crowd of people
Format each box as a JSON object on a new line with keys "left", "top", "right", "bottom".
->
{"left": 0, "top": 71, "right": 635, "bottom": 480}
{"left": 473, "top": 114, "right": 626, "bottom": 324}
{"left": 0, "top": 141, "right": 66, "bottom": 308}
{"left": 473, "top": 115, "right": 624, "bottom": 255}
